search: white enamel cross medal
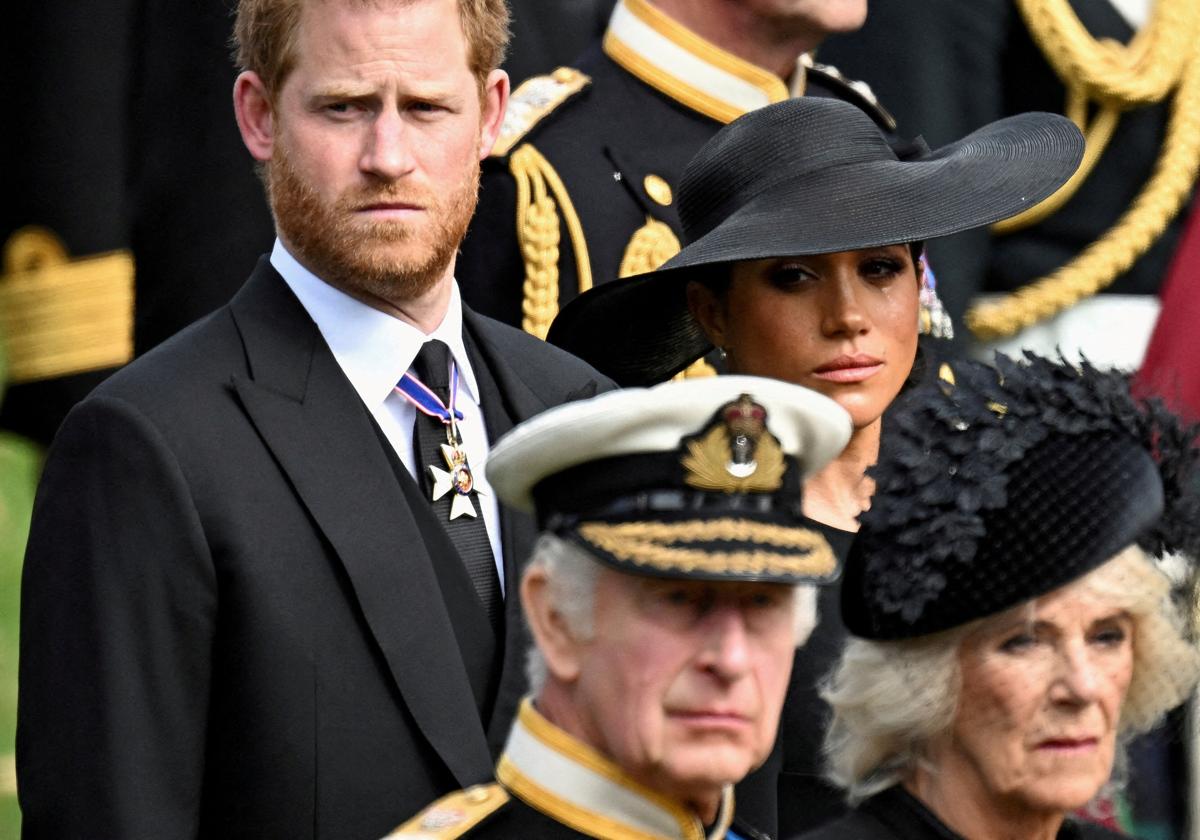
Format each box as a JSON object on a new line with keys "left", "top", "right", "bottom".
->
{"left": 428, "top": 427, "right": 486, "bottom": 520}
{"left": 397, "top": 355, "right": 486, "bottom": 521}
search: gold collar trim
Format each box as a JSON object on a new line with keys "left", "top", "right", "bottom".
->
{"left": 497, "top": 699, "right": 734, "bottom": 840}
{"left": 603, "top": 0, "right": 789, "bottom": 124}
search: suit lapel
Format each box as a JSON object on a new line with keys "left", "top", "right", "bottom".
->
{"left": 227, "top": 261, "right": 494, "bottom": 785}
{"left": 464, "top": 312, "right": 587, "bottom": 750}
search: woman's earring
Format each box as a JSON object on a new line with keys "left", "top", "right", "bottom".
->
{"left": 717, "top": 347, "right": 728, "bottom": 361}
{"left": 918, "top": 255, "right": 954, "bottom": 340}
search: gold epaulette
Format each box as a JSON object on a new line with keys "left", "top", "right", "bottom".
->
{"left": 800, "top": 55, "right": 897, "bottom": 132}
{"left": 0, "top": 226, "right": 134, "bottom": 384}
{"left": 491, "top": 68, "right": 591, "bottom": 158}
{"left": 383, "top": 784, "right": 509, "bottom": 838}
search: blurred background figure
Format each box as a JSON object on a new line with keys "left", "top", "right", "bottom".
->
{"left": 819, "top": 0, "right": 1200, "bottom": 403}
{"left": 0, "top": 0, "right": 615, "bottom": 449}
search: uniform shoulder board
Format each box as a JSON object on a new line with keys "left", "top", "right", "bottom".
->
{"left": 383, "top": 783, "right": 510, "bottom": 838}
{"left": 801, "top": 56, "right": 897, "bottom": 133}
{"left": 491, "top": 67, "right": 592, "bottom": 157}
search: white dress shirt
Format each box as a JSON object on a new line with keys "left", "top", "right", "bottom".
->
{"left": 271, "top": 240, "right": 505, "bottom": 591}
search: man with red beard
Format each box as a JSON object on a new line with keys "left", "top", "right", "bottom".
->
{"left": 15, "top": 1, "right": 612, "bottom": 838}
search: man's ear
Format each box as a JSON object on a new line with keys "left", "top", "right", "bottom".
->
{"left": 686, "top": 280, "right": 728, "bottom": 349}
{"left": 477, "top": 68, "right": 511, "bottom": 160}
{"left": 521, "top": 566, "right": 584, "bottom": 683}
{"left": 234, "top": 71, "right": 276, "bottom": 162}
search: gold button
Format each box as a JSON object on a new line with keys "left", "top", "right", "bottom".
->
{"left": 643, "top": 174, "right": 673, "bottom": 206}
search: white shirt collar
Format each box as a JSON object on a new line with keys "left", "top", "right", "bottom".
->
{"left": 270, "top": 239, "right": 480, "bottom": 408}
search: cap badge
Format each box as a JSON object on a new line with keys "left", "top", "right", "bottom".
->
{"left": 682, "top": 394, "right": 785, "bottom": 493}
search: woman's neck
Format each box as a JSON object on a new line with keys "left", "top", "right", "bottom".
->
{"left": 802, "top": 417, "right": 881, "bottom": 531}
{"left": 905, "top": 770, "right": 1065, "bottom": 840}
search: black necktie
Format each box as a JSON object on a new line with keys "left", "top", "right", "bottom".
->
{"left": 410, "top": 339, "right": 503, "bottom": 630}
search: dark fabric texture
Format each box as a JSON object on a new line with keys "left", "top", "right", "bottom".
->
{"left": 410, "top": 340, "right": 503, "bottom": 631}
{"left": 776, "top": 524, "right": 858, "bottom": 836}
{"left": 17, "top": 258, "right": 614, "bottom": 839}
{"left": 793, "top": 785, "right": 1129, "bottom": 840}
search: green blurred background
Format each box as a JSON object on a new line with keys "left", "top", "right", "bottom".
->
{"left": 1, "top": 358, "right": 41, "bottom": 837}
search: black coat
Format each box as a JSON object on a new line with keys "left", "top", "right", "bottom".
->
{"left": 795, "top": 786, "right": 1128, "bottom": 840}
{"left": 17, "top": 260, "right": 614, "bottom": 839}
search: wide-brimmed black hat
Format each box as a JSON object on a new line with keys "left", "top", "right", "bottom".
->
{"left": 546, "top": 97, "right": 1085, "bottom": 386}
{"left": 486, "top": 376, "right": 852, "bottom": 584}
{"left": 841, "top": 353, "right": 1200, "bottom": 640}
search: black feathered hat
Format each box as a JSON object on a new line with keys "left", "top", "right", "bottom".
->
{"left": 546, "top": 97, "right": 1085, "bottom": 387}
{"left": 841, "top": 353, "right": 1200, "bottom": 640}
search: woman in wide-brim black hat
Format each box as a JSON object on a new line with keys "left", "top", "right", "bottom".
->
{"left": 547, "top": 96, "right": 1083, "bottom": 533}
{"left": 802, "top": 353, "right": 1200, "bottom": 840}
{"left": 546, "top": 95, "right": 1085, "bottom": 832}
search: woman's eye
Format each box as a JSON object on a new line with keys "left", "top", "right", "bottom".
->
{"left": 999, "top": 632, "right": 1036, "bottom": 653}
{"left": 1092, "top": 626, "right": 1128, "bottom": 647}
{"left": 768, "top": 266, "right": 815, "bottom": 288}
{"left": 860, "top": 258, "right": 903, "bottom": 280}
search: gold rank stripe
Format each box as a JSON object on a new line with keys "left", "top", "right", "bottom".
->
{"left": 577, "top": 519, "right": 837, "bottom": 580}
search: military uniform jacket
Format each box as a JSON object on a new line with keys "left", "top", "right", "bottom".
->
{"left": 387, "top": 700, "right": 769, "bottom": 840}
{"left": 456, "top": 0, "right": 894, "bottom": 337}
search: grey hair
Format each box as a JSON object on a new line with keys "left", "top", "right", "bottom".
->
{"left": 821, "top": 545, "right": 1200, "bottom": 803}
{"left": 523, "top": 533, "right": 602, "bottom": 695}
{"left": 521, "top": 533, "right": 822, "bottom": 694}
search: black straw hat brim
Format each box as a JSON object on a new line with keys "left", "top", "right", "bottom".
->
{"left": 548, "top": 111, "right": 1084, "bottom": 386}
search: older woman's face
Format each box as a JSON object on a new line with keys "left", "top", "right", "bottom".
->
{"left": 938, "top": 584, "right": 1134, "bottom": 815}
{"left": 692, "top": 246, "right": 920, "bottom": 431}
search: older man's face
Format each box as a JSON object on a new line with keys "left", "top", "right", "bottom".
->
{"left": 570, "top": 569, "right": 798, "bottom": 807}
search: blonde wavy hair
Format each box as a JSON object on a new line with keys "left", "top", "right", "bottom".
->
{"left": 822, "top": 546, "right": 1200, "bottom": 803}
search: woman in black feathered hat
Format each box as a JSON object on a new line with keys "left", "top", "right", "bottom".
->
{"left": 799, "top": 353, "right": 1200, "bottom": 840}
{"left": 547, "top": 95, "right": 1086, "bottom": 832}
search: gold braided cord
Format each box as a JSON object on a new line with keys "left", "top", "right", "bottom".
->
{"left": 1015, "top": 0, "right": 1196, "bottom": 106}
{"left": 618, "top": 217, "right": 680, "bottom": 279}
{"left": 512, "top": 145, "right": 560, "bottom": 339}
{"left": 967, "top": 39, "right": 1200, "bottom": 339}
{"left": 512, "top": 144, "right": 593, "bottom": 339}
{"left": 577, "top": 519, "right": 837, "bottom": 579}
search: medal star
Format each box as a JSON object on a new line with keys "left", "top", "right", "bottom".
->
{"left": 429, "top": 465, "right": 479, "bottom": 518}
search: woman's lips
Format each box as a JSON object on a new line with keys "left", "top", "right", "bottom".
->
{"left": 1036, "top": 737, "right": 1099, "bottom": 753}
{"left": 811, "top": 354, "right": 884, "bottom": 384}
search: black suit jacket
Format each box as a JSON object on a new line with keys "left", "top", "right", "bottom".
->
{"left": 17, "top": 260, "right": 614, "bottom": 839}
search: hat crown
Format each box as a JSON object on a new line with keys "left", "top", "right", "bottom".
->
{"left": 677, "top": 98, "right": 898, "bottom": 244}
